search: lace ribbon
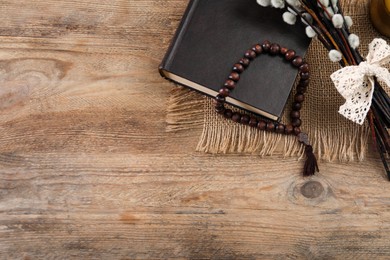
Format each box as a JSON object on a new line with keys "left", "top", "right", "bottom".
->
{"left": 331, "top": 38, "right": 390, "bottom": 125}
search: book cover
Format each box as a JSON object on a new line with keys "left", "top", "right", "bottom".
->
{"left": 159, "top": 0, "right": 311, "bottom": 121}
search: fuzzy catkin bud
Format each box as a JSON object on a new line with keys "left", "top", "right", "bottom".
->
{"left": 344, "top": 16, "right": 353, "bottom": 28}
{"left": 305, "top": 26, "right": 317, "bottom": 38}
{"left": 287, "top": 7, "right": 297, "bottom": 15}
{"left": 332, "top": 14, "right": 344, "bottom": 28}
{"left": 257, "top": 0, "right": 271, "bottom": 7}
{"left": 325, "top": 7, "right": 335, "bottom": 19}
{"left": 301, "top": 12, "right": 313, "bottom": 26}
{"left": 329, "top": 50, "right": 342, "bottom": 62}
{"left": 286, "top": 0, "right": 300, "bottom": 7}
{"left": 348, "top": 34, "right": 360, "bottom": 49}
{"left": 283, "top": 12, "right": 297, "bottom": 25}
{"left": 271, "top": 0, "right": 285, "bottom": 8}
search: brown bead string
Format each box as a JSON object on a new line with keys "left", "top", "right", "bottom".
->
{"left": 214, "top": 40, "right": 319, "bottom": 176}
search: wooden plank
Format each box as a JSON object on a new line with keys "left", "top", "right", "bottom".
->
{"left": 1, "top": 0, "right": 390, "bottom": 259}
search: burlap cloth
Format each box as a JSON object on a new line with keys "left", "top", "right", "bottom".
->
{"left": 166, "top": 0, "right": 389, "bottom": 162}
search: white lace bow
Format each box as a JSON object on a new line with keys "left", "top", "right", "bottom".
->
{"left": 330, "top": 38, "right": 390, "bottom": 125}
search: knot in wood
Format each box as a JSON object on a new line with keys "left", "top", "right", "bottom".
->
{"left": 300, "top": 181, "right": 324, "bottom": 199}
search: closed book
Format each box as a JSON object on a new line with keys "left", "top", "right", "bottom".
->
{"left": 159, "top": 0, "right": 311, "bottom": 121}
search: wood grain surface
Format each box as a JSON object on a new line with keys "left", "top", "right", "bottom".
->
{"left": 1, "top": 0, "right": 390, "bottom": 259}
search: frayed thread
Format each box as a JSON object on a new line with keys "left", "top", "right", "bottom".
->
{"left": 166, "top": 88, "right": 370, "bottom": 162}
{"left": 165, "top": 87, "right": 204, "bottom": 132}
{"left": 196, "top": 103, "right": 370, "bottom": 162}
{"left": 303, "top": 145, "right": 319, "bottom": 176}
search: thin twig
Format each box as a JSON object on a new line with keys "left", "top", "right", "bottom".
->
{"left": 286, "top": 4, "right": 333, "bottom": 50}
{"left": 299, "top": 0, "right": 350, "bottom": 65}
{"left": 316, "top": 0, "right": 357, "bottom": 65}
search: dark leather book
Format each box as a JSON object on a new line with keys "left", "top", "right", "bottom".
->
{"left": 159, "top": 0, "right": 311, "bottom": 121}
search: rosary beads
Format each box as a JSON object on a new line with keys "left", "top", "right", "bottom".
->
{"left": 214, "top": 40, "right": 319, "bottom": 176}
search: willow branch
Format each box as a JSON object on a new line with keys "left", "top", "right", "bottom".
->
{"left": 299, "top": 0, "right": 350, "bottom": 65}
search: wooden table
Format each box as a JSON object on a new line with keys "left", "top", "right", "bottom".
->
{"left": 1, "top": 1, "right": 389, "bottom": 259}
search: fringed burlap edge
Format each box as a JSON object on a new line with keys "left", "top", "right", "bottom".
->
{"left": 166, "top": 88, "right": 370, "bottom": 162}
{"left": 165, "top": 86, "right": 205, "bottom": 132}
{"left": 195, "top": 104, "right": 370, "bottom": 162}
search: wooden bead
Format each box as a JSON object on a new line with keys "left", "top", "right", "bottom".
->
{"left": 214, "top": 100, "right": 224, "bottom": 107}
{"left": 244, "top": 50, "right": 257, "bottom": 60}
{"left": 262, "top": 40, "right": 271, "bottom": 52}
{"left": 215, "top": 94, "right": 225, "bottom": 103}
{"left": 300, "top": 71, "right": 310, "bottom": 80}
{"left": 219, "top": 87, "right": 230, "bottom": 97}
{"left": 224, "top": 109, "right": 233, "bottom": 119}
{"left": 291, "top": 110, "right": 300, "bottom": 118}
{"left": 276, "top": 124, "right": 285, "bottom": 133}
{"left": 233, "top": 63, "right": 244, "bottom": 73}
{"left": 266, "top": 122, "right": 275, "bottom": 131}
{"left": 285, "top": 124, "right": 294, "bottom": 135}
{"left": 292, "top": 56, "right": 304, "bottom": 67}
{"left": 257, "top": 120, "right": 266, "bottom": 130}
{"left": 249, "top": 117, "right": 258, "bottom": 127}
{"left": 215, "top": 106, "right": 225, "bottom": 114}
{"left": 232, "top": 112, "right": 241, "bottom": 122}
{"left": 285, "top": 50, "right": 296, "bottom": 61}
{"left": 296, "top": 85, "right": 307, "bottom": 94}
{"left": 292, "top": 118, "right": 302, "bottom": 127}
{"left": 300, "top": 79, "right": 310, "bottom": 86}
{"left": 280, "top": 47, "right": 288, "bottom": 55}
{"left": 292, "top": 102, "right": 302, "bottom": 111}
{"left": 294, "top": 93, "right": 305, "bottom": 103}
{"left": 269, "top": 43, "right": 280, "bottom": 55}
{"left": 297, "top": 81, "right": 308, "bottom": 88}
{"left": 252, "top": 44, "right": 263, "bottom": 54}
{"left": 294, "top": 127, "right": 301, "bottom": 135}
{"left": 241, "top": 114, "right": 250, "bottom": 125}
{"left": 239, "top": 58, "right": 250, "bottom": 67}
{"left": 229, "top": 72, "right": 240, "bottom": 81}
{"left": 224, "top": 80, "right": 236, "bottom": 90}
{"left": 299, "top": 63, "right": 310, "bottom": 73}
